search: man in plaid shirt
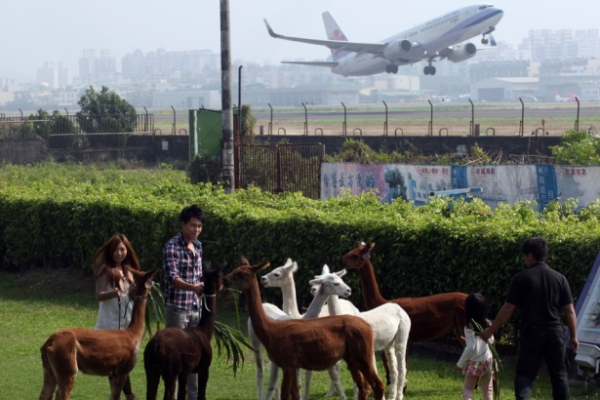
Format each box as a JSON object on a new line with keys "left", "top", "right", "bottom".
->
{"left": 162, "top": 204, "right": 205, "bottom": 399}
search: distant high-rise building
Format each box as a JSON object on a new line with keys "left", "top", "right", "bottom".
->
{"left": 78, "top": 49, "right": 117, "bottom": 84}
{"left": 37, "top": 62, "right": 57, "bottom": 88}
{"left": 121, "top": 49, "right": 218, "bottom": 82}
{"left": 521, "top": 29, "right": 599, "bottom": 61}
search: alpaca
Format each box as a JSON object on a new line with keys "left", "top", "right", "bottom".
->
{"left": 224, "top": 257, "right": 385, "bottom": 400}
{"left": 259, "top": 258, "right": 361, "bottom": 400}
{"left": 340, "top": 241, "right": 467, "bottom": 345}
{"left": 248, "top": 258, "right": 298, "bottom": 400}
{"left": 310, "top": 265, "right": 411, "bottom": 400}
{"left": 254, "top": 259, "right": 357, "bottom": 400}
{"left": 144, "top": 266, "right": 224, "bottom": 400}
{"left": 39, "top": 268, "right": 159, "bottom": 400}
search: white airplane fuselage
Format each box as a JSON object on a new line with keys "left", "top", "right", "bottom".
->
{"left": 332, "top": 5, "right": 503, "bottom": 76}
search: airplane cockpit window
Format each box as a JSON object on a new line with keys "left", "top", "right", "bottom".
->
{"left": 479, "top": 4, "right": 494, "bottom": 10}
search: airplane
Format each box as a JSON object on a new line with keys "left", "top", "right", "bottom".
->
{"left": 263, "top": 4, "right": 504, "bottom": 77}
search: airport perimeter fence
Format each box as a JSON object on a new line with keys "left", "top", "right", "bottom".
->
{"left": 2, "top": 101, "right": 600, "bottom": 142}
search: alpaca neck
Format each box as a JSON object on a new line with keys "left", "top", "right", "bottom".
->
{"left": 281, "top": 278, "right": 301, "bottom": 318}
{"left": 302, "top": 286, "right": 329, "bottom": 318}
{"left": 327, "top": 294, "right": 343, "bottom": 316}
{"left": 197, "top": 293, "right": 218, "bottom": 341}
{"left": 244, "top": 277, "right": 275, "bottom": 347}
{"left": 360, "top": 259, "right": 387, "bottom": 309}
{"left": 126, "top": 295, "right": 147, "bottom": 338}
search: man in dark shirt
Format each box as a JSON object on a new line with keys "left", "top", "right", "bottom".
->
{"left": 481, "top": 236, "right": 578, "bottom": 400}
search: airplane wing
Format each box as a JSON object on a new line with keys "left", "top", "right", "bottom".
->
{"left": 282, "top": 61, "right": 339, "bottom": 67}
{"left": 264, "top": 19, "right": 386, "bottom": 55}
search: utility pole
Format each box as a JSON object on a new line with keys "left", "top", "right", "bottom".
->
{"left": 220, "top": 0, "right": 234, "bottom": 193}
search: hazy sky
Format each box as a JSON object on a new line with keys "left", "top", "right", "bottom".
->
{"left": 3, "top": 0, "right": 599, "bottom": 81}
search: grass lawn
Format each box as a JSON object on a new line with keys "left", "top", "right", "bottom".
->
{"left": 0, "top": 267, "right": 597, "bottom": 400}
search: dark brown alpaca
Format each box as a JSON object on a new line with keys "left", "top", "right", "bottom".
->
{"left": 38, "top": 268, "right": 159, "bottom": 400}
{"left": 143, "top": 266, "right": 224, "bottom": 400}
{"left": 223, "top": 257, "right": 385, "bottom": 400}
{"left": 340, "top": 242, "right": 467, "bottom": 344}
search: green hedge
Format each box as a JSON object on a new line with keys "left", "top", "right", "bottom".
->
{"left": 2, "top": 163, "right": 600, "bottom": 341}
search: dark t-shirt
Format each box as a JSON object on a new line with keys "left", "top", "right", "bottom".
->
{"left": 506, "top": 262, "right": 573, "bottom": 333}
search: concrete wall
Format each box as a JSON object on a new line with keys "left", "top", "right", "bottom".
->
{"left": 0, "top": 139, "right": 47, "bottom": 164}
{"left": 2, "top": 134, "right": 563, "bottom": 165}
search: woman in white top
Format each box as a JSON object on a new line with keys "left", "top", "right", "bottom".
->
{"left": 457, "top": 293, "right": 495, "bottom": 400}
{"left": 91, "top": 233, "right": 141, "bottom": 400}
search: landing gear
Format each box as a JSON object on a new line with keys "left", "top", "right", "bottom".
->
{"left": 385, "top": 64, "right": 399, "bottom": 74}
{"left": 423, "top": 58, "right": 436, "bottom": 75}
{"left": 423, "top": 66, "right": 436, "bottom": 75}
{"left": 481, "top": 36, "right": 489, "bottom": 45}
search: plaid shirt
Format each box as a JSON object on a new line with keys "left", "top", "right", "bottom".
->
{"left": 162, "top": 231, "right": 203, "bottom": 310}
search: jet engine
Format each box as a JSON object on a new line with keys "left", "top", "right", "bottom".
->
{"left": 447, "top": 43, "right": 477, "bottom": 62}
{"left": 383, "top": 39, "right": 414, "bottom": 60}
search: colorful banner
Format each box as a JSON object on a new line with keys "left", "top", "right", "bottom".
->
{"left": 321, "top": 163, "right": 581, "bottom": 210}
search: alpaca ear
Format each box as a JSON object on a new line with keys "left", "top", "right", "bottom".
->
{"left": 335, "top": 269, "right": 347, "bottom": 278}
{"left": 284, "top": 258, "right": 293, "bottom": 267}
{"left": 309, "top": 277, "right": 324, "bottom": 286}
{"left": 321, "top": 264, "right": 330, "bottom": 274}
{"left": 241, "top": 256, "right": 250, "bottom": 265}
{"left": 251, "top": 262, "right": 271, "bottom": 274}
{"left": 291, "top": 261, "right": 298, "bottom": 273}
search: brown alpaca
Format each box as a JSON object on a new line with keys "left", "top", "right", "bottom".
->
{"left": 223, "top": 257, "right": 385, "bottom": 400}
{"left": 143, "top": 266, "right": 224, "bottom": 400}
{"left": 38, "top": 268, "right": 159, "bottom": 400}
{"left": 340, "top": 242, "right": 467, "bottom": 345}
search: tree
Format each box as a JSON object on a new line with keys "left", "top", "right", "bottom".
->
{"left": 76, "top": 86, "right": 137, "bottom": 133}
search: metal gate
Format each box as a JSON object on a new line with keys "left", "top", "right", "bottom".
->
{"left": 235, "top": 143, "right": 325, "bottom": 199}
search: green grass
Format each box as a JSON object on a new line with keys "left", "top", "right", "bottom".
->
{"left": 0, "top": 268, "right": 598, "bottom": 400}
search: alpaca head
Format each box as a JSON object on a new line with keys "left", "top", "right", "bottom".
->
{"left": 339, "top": 241, "right": 375, "bottom": 271}
{"left": 260, "top": 258, "right": 297, "bottom": 288}
{"left": 223, "top": 256, "right": 271, "bottom": 292}
{"left": 127, "top": 267, "right": 160, "bottom": 297}
{"left": 309, "top": 264, "right": 351, "bottom": 298}
{"left": 203, "top": 265, "right": 225, "bottom": 296}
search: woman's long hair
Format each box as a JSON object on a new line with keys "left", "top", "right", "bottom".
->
{"left": 465, "top": 292, "right": 490, "bottom": 331}
{"left": 91, "top": 234, "right": 140, "bottom": 287}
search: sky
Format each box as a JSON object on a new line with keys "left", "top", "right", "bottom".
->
{"left": 3, "top": 0, "right": 599, "bottom": 81}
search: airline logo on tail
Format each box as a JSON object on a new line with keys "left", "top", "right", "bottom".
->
{"left": 322, "top": 12, "right": 350, "bottom": 61}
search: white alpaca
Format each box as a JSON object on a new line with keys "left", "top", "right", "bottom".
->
{"left": 310, "top": 265, "right": 411, "bottom": 400}
{"left": 249, "top": 259, "right": 354, "bottom": 400}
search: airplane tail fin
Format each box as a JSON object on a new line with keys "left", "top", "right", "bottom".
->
{"left": 322, "top": 12, "right": 351, "bottom": 61}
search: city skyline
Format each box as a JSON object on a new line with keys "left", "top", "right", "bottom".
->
{"left": 2, "top": 0, "right": 600, "bottom": 81}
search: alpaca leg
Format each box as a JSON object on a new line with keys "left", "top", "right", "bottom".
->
{"left": 265, "top": 362, "right": 281, "bottom": 400}
{"left": 255, "top": 346, "right": 265, "bottom": 400}
{"left": 394, "top": 341, "right": 408, "bottom": 400}
{"left": 144, "top": 368, "right": 160, "bottom": 400}
{"left": 325, "top": 362, "right": 342, "bottom": 397}
{"left": 38, "top": 362, "right": 57, "bottom": 400}
{"left": 176, "top": 375, "right": 187, "bottom": 400}
{"left": 384, "top": 347, "right": 399, "bottom": 400}
{"left": 249, "top": 321, "right": 265, "bottom": 400}
{"left": 162, "top": 377, "right": 177, "bottom": 400}
{"left": 281, "top": 368, "right": 299, "bottom": 400}
{"left": 109, "top": 374, "right": 128, "bottom": 400}
{"left": 362, "top": 363, "right": 385, "bottom": 400}
{"left": 326, "top": 365, "right": 347, "bottom": 400}
{"left": 197, "top": 365, "right": 211, "bottom": 400}
{"left": 303, "top": 370, "right": 311, "bottom": 400}
{"left": 347, "top": 367, "right": 367, "bottom": 400}
{"left": 379, "top": 351, "right": 391, "bottom": 386}
{"left": 55, "top": 374, "right": 76, "bottom": 400}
